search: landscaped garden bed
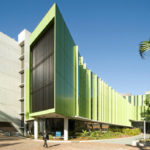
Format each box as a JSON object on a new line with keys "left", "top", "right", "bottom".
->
{"left": 35, "top": 128, "right": 141, "bottom": 141}
{"left": 70, "top": 128, "right": 141, "bottom": 140}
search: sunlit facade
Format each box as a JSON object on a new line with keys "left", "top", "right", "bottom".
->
{"left": 24, "top": 4, "right": 148, "bottom": 140}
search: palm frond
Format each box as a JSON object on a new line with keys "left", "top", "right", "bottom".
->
{"left": 139, "top": 40, "right": 150, "bottom": 58}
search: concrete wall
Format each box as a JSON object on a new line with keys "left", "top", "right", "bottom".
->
{"left": 0, "top": 32, "right": 21, "bottom": 132}
{"left": 18, "top": 29, "right": 31, "bottom": 134}
{"left": 18, "top": 29, "right": 31, "bottom": 70}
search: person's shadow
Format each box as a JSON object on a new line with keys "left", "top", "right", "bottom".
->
{"left": 49, "top": 144, "right": 60, "bottom": 148}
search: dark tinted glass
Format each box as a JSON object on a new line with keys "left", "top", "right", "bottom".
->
{"left": 31, "top": 24, "right": 54, "bottom": 112}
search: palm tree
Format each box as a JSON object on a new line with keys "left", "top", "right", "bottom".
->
{"left": 139, "top": 40, "right": 150, "bottom": 58}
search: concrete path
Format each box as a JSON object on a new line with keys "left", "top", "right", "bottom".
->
{"left": 0, "top": 138, "right": 139, "bottom": 150}
{"left": 95, "top": 134, "right": 150, "bottom": 145}
{"left": 36, "top": 134, "right": 150, "bottom": 146}
{"left": 1, "top": 135, "right": 150, "bottom": 150}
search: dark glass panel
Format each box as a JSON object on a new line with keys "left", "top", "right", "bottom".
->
{"left": 49, "top": 25, "right": 54, "bottom": 55}
{"left": 50, "top": 55, "right": 54, "bottom": 82}
{"left": 31, "top": 23, "right": 54, "bottom": 112}
{"left": 32, "top": 92, "right": 36, "bottom": 112}
{"left": 43, "top": 58, "right": 50, "bottom": 85}
{"left": 46, "top": 118, "right": 64, "bottom": 135}
{"left": 49, "top": 83, "right": 54, "bottom": 108}
{"left": 32, "top": 70, "right": 36, "bottom": 90}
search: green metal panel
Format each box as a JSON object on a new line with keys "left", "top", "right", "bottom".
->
{"left": 55, "top": 5, "right": 75, "bottom": 117}
{"left": 91, "top": 73, "right": 97, "bottom": 121}
{"left": 30, "top": 109, "right": 55, "bottom": 117}
{"left": 106, "top": 85, "right": 109, "bottom": 123}
{"left": 97, "top": 78, "right": 101, "bottom": 122}
{"left": 100, "top": 79, "right": 103, "bottom": 122}
{"left": 116, "top": 93, "right": 120, "bottom": 125}
{"left": 105, "top": 84, "right": 108, "bottom": 123}
{"left": 104, "top": 82, "right": 107, "bottom": 122}
{"left": 78, "top": 55, "right": 91, "bottom": 119}
{"left": 113, "top": 90, "right": 116, "bottom": 124}
{"left": 74, "top": 46, "right": 79, "bottom": 116}
{"left": 114, "top": 91, "right": 117, "bottom": 124}
{"left": 102, "top": 80, "right": 105, "bottom": 122}
{"left": 25, "top": 69, "right": 32, "bottom": 120}
{"left": 86, "top": 69, "right": 91, "bottom": 119}
{"left": 109, "top": 87, "right": 112, "bottom": 123}
{"left": 78, "top": 58, "right": 85, "bottom": 117}
{"left": 112, "top": 88, "right": 114, "bottom": 124}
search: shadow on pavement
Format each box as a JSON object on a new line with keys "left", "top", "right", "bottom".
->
{"left": 126, "top": 144, "right": 150, "bottom": 150}
{"left": 0, "top": 142, "right": 22, "bottom": 147}
{"left": 49, "top": 144, "right": 60, "bottom": 148}
{"left": 0, "top": 136, "right": 24, "bottom": 141}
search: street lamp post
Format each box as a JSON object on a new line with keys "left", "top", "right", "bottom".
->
{"left": 143, "top": 117, "right": 146, "bottom": 140}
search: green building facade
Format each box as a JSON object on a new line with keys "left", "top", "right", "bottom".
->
{"left": 25, "top": 3, "right": 148, "bottom": 140}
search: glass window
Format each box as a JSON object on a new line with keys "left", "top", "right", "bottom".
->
{"left": 31, "top": 23, "right": 54, "bottom": 112}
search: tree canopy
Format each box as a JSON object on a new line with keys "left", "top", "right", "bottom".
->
{"left": 139, "top": 40, "right": 150, "bottom": 58}
{"left": 141, "top": 95, "right": 150, "bottom": 121}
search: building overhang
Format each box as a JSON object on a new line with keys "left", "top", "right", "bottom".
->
{"left": 29, "top": 109, "right": 66, "bottom": 119}
{"left": 72, "top": 116, "right": 132, "bottom": 128}
{"left": 29, "top": 108, "right": 55, "bottom": 118}
{"left": 130, "top": 119, "right": 150, "bottom": 123}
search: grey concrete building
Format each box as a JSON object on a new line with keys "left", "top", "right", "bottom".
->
{"left": 0, "top": 32, "right": 21, "bottom": 133}
{"left": 0, "top": 30, "right": 30, "bottom": 135}
{"left": 18, "top": 29, "right": 31, "bottom": 134}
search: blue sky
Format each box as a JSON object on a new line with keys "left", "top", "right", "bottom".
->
{"left": 1, "top": 0, "right": 150, "bottom": 95}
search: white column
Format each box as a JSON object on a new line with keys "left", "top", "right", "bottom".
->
{"left": 64, "top": 118, "right": 68, "bottom": 141}
{"left": 34, "top": 119, "right": 38, "bottom": 139}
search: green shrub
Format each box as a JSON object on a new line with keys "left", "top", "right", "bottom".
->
{"left": 103, "top": 131, "right": 115, "bottom": 137}
{"left": 122, "top": 128, "right": 140, "bottom": 136}
{"left": 78, "top": 128, "right": 140, "bottom": 140}
{"left": 108, "top": 128, "right": 122, "bottom": 133}
{"left": 90, "top": 131, "right": 101, "bottom": 137}
{"left": 81, "top": 130, "right": 89, "bottom": 137}
{"left": 49, "top": 134, "right": 53, "bottom": 139}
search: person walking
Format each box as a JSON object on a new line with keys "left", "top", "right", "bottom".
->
{"left": 43, "top": 130, "right": 49, "bottom": 148}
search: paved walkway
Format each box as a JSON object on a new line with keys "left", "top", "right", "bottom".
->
{"left": 95, "top": 134, "right": 150, "bottom": 145}
{"left": 0, "top": 138, "right": 139, "bottom": 150}
{"left": 0, "top": 135, "right": 150, "bottom": 150}
{"left": 36, "top": 134, "right": 149, "bottom": 145}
